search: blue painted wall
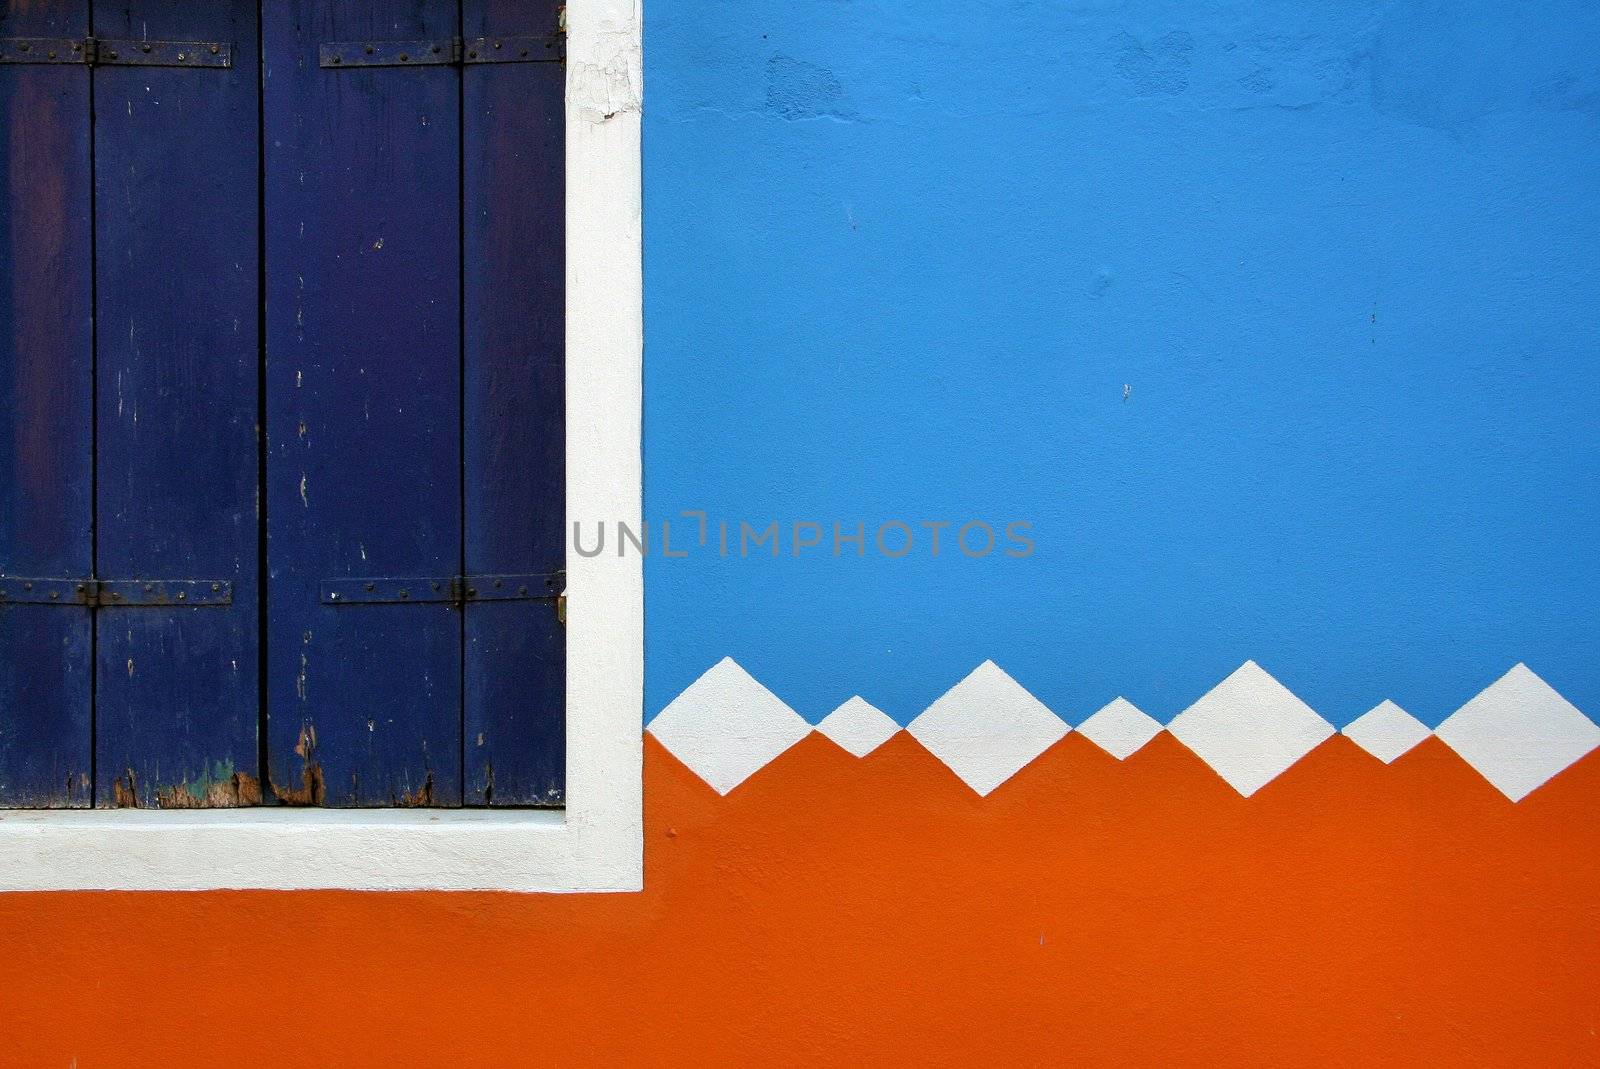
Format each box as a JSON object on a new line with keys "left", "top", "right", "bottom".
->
{"left": 642, "top": 0, "right": 1600, "bottom": 728}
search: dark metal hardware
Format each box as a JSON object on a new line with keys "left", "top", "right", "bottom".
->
{"left": 319, "top": 35, "right": 562, "bottom": 69}
{"left": 97, "top": 579, "right": 233, "bottom": 606}
{"left": 320, "top": 38, "right": 454, "bottom": 68}
{"left": 0, "top": 577, "right": 232, "bottom": 606}
{"left": 459, "top": 35, "right": 562, "bottom": 63}
{"left": 320, "top": 572, "right": 563, "bottom": 606}
{"left": 0, "top": 37, "right": 87, "bottom": 64}
{"left": 0, "top": 37, "right": 231, "bottom": 67}
{"left": 96, "top": 39, "right": 232, "bottom": 68}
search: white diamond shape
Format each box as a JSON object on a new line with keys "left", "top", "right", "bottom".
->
{"left": 1343, "top": 700, "right": 1431, "bottom": 763}
{"left": 907, "top": 661, "right": 1068, "bottom": 796}
{"left": 1166, "top": 661, "right": 1334, "bottom": 797}
{"left": 648, "top": 658, "right": 812, "bottom": 795}
{"left": 1077, "top": 697, "right": 1163, "bottom": 760}
{"left": 817, "top": 696, "right": 900, "bottom": 757}
{"left": 1435, "top": 664, "right": 1600, "bottom": 802}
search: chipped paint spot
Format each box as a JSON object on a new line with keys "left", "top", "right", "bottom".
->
{"left": 111, "top": 769, "right": 139, "bottom": 808}
{"left": 156, "top": 770, "right": 262, "bottom": 809}
{"left": 273, "top": 722, "right": 326, "bottom": 806}
{"left": 395, "top": 771, "right": 436, "bottom": 808}
{"left": 570, "top": 17, "right": 642, "bottom": 126}
{"left": 113, "top": 760, "right": 262, "bottom": 809}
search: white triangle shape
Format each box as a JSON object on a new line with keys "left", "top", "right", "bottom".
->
{"left": 908, "top": 661, "right": 1068, "bottom": 796}
{"left": 1077, "top": 697, "right": 1163, "bottom": 760}
{"left": 1166, "top": 661, "right": 1334, "bottom": 797}
{"left": 1435, "top": 664, "right": 1600, "bottom": 801}
{"left": 648, "top": 658, "right": 812, "bottom": 795}
{"left": 817, "top": 697, "right": 900, "bottom": 757}
{"left": 1342, "top": 700, "right": 1431, "bottom": 764}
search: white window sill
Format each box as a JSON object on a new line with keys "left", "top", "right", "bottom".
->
{"left": 0, "top": 0, "right": 644, "bottom": 895}
{"left": 0, "top": 807, "right": 639, "bottom": 892}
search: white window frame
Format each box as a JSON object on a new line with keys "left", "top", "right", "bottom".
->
{"left": 0, "top": 0, "right": 644, "bottom": 893}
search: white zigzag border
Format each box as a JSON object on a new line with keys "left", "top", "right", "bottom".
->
{"left": 647, "top": 659, "right": 1600, "bottom": 802}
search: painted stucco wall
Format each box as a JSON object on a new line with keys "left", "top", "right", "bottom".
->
{"left": 4, "top": 0, "right": 1599, "bottom": 1062}
{"left": 645, "top": 0, "right": 1600, "bottom": 729}
{"left": 4, "top": 739, "right": 1597, "bottom": 1063}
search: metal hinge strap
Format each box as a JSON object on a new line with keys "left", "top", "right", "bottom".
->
{"left": 319, "top": 34, "right": 562, "bottom": 69}
{"left": 321, "top": 572, "right": 563, "bottom": 606}
{"left": 96, "top": 38, "right": 231, "bottom": 67}
{"left": 0, "top": 37, "right": 231, "bottom": 67}
{"left": 0, "top": 37, "right": 86, "bottom": 64}
{"left": 0, "top": 578, "right": 232, "bottom": 606}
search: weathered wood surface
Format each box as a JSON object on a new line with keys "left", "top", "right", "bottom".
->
{"left": 92, "top": 0, "right": 261, "bottom": 808}
{"left": 462, "top": 0, "right": 566, "bottom": 805}
{"left": 0, "top": 0, "right": 93, "bottom": 807}
{"left": 1, "top": 0, "right": 566, "bottom": 809}
{"left": 264, "top": 0, "right": 463, "bottom": 806}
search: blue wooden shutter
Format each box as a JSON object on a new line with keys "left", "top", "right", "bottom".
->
{"left": 2, "top": 0, "right": 562, "bottom": 809}
{"left": 264, "top": 0, "right": 466, "bottom": 807}
{"left": 91, "top": 0, "right": 262, "bottom": 808}
{"left": 0, "top": 0, "right": 94, "bottom": 807}
{"left": 264, "top": 0, "right": 564, "bottom": 807}
{"left": 462, "top": 0, "right": 565, "bottom": 805}
{"left": 2, "top": 0, "right": 260, "bottom": 808}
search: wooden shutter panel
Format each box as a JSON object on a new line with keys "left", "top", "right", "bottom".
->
{"left": 0, "top": 0, "right": 94, "bottom": 808}
{"left": 2, "top": 0, "right": 564, "bottom": 809}
{"left": 462, "top": 0, "right": 566, "bottom": 804}
{"left": 91, "top": 0, "right": 261, "bottom": 808}
{"left": 264, "top": 0, "right": 466, "bottom": 807}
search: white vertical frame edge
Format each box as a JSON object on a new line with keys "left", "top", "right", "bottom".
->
{"left": 560, "top": 0, "right": 646, "bottom": 891}
{"left": 0, "top": 0, "right": 645, "bottom": 893}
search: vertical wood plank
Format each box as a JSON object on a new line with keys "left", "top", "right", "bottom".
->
{"left": 264, "top": 0, "right": 462, "bottom": 806}
{"left": 91, "top": 0, "right": 262, "bottom": 807}
{"left": 0, "top": 0, "right": 93, "bottom": 807}
{"left": 461, "top": 0, "right": 565, "bottom": 805}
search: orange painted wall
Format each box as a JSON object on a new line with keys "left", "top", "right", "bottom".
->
{"left": 1, "top": 734, "right": 1596, "bottom": 1065}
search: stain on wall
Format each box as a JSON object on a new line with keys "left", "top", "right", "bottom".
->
{"left": 765, "top": 55, "right": 857, "bottom": 121}
{"left": 1114, "top": 30, "right": 1195, "bottom": 96}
